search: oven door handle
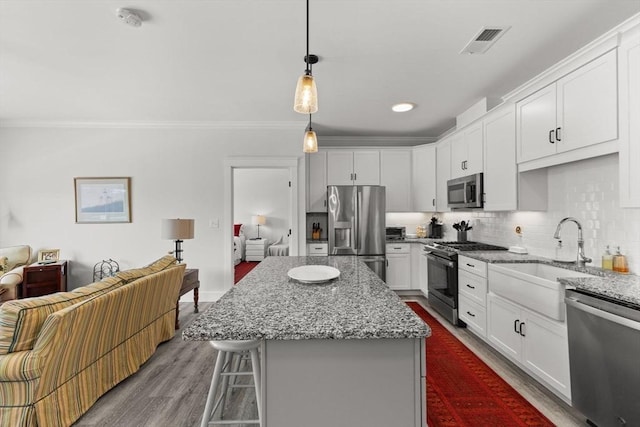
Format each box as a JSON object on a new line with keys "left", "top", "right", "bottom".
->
{"left": 427, "top": 254, "right": 456, "bottom": 269}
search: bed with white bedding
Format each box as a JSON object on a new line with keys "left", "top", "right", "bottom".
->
{"left": 234, "top": 233, "right": 246, "bottom": 265}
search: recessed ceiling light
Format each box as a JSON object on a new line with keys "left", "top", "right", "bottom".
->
{"left": 392, "top": 102, "right": 415, "bottom": 113}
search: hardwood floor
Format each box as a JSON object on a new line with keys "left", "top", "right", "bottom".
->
{"left": 74, "top": 299, "right": 587, "bottom": 426}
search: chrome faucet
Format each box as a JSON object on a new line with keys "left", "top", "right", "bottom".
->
{"left": 553, "top": 217, "right": 592, "bottom": 266}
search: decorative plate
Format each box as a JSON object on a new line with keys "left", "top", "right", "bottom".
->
{"left": 287, "top": 265, "right": 340, "bottom": 283}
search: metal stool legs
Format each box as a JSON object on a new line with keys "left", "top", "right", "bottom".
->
{"left": 201, "top": 340, "right": 262, "bottom": 427}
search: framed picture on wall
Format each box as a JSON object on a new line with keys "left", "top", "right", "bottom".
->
{"left": 38, "top": 249, "right": 60, "bottom": 262}
{"left": 74, "top": 177, "right": 132, "bottom": 223}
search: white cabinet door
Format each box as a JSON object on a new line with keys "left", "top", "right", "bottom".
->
{"left": 521, "top": 308, "right": 571, "bottom": 399}
{"left": 449, "top": 133, "right": 466, "bottom": 179}
{"left": 487, "top": 294, "right": 522, "bottom": 361}
{"left": 353, "top": 151, "right": 380, "bottom": 185}
{"left": 435, "top": 138, "right": 451, "bottom": 212}
{"left": 557, "top": 49, "right": 618, "bottom": 153}
{"left": 517, "top": 49, "right": 618, "bottom": 165}
{"left": 327, "top": 151, "right": 355, "bottom": 185}
{"left": 410, "top": 244, "right": 423, "bottom": 290}
{"left": 619, "top": 26, "right": 640, "bottom": 208}
{"left": 464, "top": 122, "right": 484, "bottom": 175}
{"left": 307, "top": 151, "right": 327, "bottom": 212}
{"left": 483, "top": 106, "right": 517, "bottom": 211}
{"left": 418, "top": 250, "right": 429, "bottom": 296}
{"left": 517, "top": 84, "right": 557, "bottom": 163}
{"left": 381, "top": 150, "right": 412, "bottom": 211}
{"left": 385, "top": 245, "right": 411, "bottom": 290}
{"left": 411, "top": 144, "right": 436, "bottom": 212}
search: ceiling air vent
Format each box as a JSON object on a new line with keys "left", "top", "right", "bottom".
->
{"left": 460, "top": 26, "right": 511, "bottom": 55}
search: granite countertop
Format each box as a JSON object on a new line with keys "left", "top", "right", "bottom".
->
{"left": 182, "top": 256, "right": 431, "bottom": 342}
{"left": 386, "top": 238, "right": 437, "bottom": 244}
{"left": 462, "top": 250, "right": 640, "bottom": 307}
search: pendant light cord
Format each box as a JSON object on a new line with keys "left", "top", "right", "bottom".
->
{"left": 305, "top": 0, "right": 310, "bottom": 73}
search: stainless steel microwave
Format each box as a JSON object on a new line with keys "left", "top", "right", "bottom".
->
{"left": 447, "top": 173, "right": 483, "bottom": 209}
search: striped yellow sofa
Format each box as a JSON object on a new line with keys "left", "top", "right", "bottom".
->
{"left": 0, "top": 255, "right": 186, "bottom": 427}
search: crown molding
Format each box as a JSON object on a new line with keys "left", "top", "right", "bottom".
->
{"left": 0, "top": 120, "right": 306, "bottom": 130}
{"left": 319, "top": 135, "right": 436, "bottom": 147}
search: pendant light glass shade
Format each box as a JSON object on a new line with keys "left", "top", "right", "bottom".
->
{"left": 303, "top": 116, "right": 318, "bottom": 153}
{"left": 294, "top": 73, "right": 318, "bottom": 114}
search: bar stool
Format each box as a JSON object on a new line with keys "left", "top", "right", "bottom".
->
{"left": 201, "top": 339, "right": 262, "bottom": 427}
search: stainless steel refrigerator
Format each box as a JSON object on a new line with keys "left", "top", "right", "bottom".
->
{"left": 328, "top": 185, "right": 386, "bottom": 281}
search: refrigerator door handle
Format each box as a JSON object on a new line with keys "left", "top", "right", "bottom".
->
{"left": 356, "top": 189, "right": 362, "bottom": 250}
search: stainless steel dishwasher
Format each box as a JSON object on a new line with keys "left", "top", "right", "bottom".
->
{"left": 565, "top": 289, "right": 640, "bottom": 427}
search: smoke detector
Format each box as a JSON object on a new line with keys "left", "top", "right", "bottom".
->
{"left": 460, "top": 26, "right": 511, "bottom": 54}
{"left": 116, "top": 8, "right": 142, "bottom": 27}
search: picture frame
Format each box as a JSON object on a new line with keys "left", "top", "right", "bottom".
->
{"left": 38, "top": 249, "right": 60, "bottom": 262}
{"left": 75, "top": 177, "right": 132, "bottom": 223}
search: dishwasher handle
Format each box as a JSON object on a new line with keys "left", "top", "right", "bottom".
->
{"left": 565, "top": 296, "right": 640, "bottom": 331}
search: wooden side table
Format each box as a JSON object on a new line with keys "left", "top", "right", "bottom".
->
{"left": 176, "top": 268, "right": 199, "bottom": 329}
{"left": 21, "top": 260, "right": 68, "bottom": 298}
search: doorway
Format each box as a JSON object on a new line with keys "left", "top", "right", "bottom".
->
{"left": 223, "top": 157, "right": 299, "bottom": 291}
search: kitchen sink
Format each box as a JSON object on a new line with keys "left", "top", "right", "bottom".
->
{"left": 488, "top": 262, "right": 596, "bottom": 321}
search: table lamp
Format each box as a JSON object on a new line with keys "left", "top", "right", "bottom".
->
{"left": 161, "top": 218, "right": 195, "bottom": 263}
{"left": 251, "top": 215, "right": 266, "bottom": 240}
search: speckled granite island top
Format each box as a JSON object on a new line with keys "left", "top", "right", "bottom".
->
{"left": 462, "top": 250, "right": 640, "bottom": 307}
{"left": 182, "top": 256, "right": 431, "bottom": 341}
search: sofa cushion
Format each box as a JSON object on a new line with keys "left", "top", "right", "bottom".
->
{"left": 0, "top": 246, "right": 31, "bottom": 272}
{"left": 0, "top": 276, "right": 124, "bottom": 355}
{"left": 115, "top": 255, "right": 177, "bottom": 284}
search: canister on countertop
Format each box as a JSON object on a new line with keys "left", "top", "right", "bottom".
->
{"left": 612, "top": 246, "right": 629, "bottom": 273}
{"left": 601, "top": 245, "right": 613, "bottom": 270}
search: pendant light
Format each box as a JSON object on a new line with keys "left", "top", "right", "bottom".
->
{"left": 303, "top": 114, "right": 318, "bottom": 153}
{"left": 293, "top": 0, "right": 318, "bottom": 114}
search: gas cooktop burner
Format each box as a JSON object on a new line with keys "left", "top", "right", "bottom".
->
{"left": 430, "top": 241, "right": 508, "bottom": 252}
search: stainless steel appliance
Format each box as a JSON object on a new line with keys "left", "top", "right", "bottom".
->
{"left": 424, "top": 241, "right": 507, "bottom": 325}
{"left": 565, "top": 289, "right": 640, "bottom": 427}
{"left": 385, "top": 226, "right": 406, "bottom": 240}
{"left": 447, "top": 173, "right": 483, "bottom": 209}
{"left": 328, "top": 185, "right": 386, "bottom": 281}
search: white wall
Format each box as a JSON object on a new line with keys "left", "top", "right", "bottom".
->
{"left": 0, "top": 126, "right": 305, "bottom": 301}
{"left": 441, "top": 154, "right": 640, "bottom": 273}
{"left": 234, "top": 168, "right": 290, "bottom": 243}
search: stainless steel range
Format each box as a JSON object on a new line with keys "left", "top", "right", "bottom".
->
{"left": 424, "top": 241, "right": 507, "bottom": 325}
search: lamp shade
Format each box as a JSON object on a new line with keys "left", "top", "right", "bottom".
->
{"left": 251, "top": 215, "right": 266, "bottom": 226}
{"left": 161, "top": 219, "right": 195, "bottom": 240}
{"left": 303, "top": 129, "right": 318, "bottom": 153}
{"left": 293, "top": 74, "right": 318, "bottom": 114}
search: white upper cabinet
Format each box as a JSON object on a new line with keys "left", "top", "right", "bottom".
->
{"left": 517, "top": 49, "right": 618, "bottom": 167}
{"left": 619, "top": 24, "right": 640, "bottom": 208}
{"left": 411, "top": 144, "right": 436, "bottom": 212}
{"left": 327, "top": 150, "right": 380, "bottom": 186}
{"left": 380, "top": 150, "right": 412, "bottom": 212}
{"left": 450, "top": 121, "right": 483, "bottom": 179}
{"left": 435, "top": 138, "right": 451, "bottom": 212}
{"left": 483, "top": 105, "right": 517, "bottom": 211}
{"left": 306, "top": 151, "right": 328, "bottom": 212}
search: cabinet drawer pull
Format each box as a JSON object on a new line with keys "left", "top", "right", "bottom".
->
{"left": 466, "top": 311, "right": 476, "bottom": 317}
{"left": 354, "top": 173, "right": 357, "bottom": 181}
{"left": 393, "top": 247, "right": 402, "bottom": 250}
{"left": 466, "top": 263, "right": 475, "bottom": 268}
{"left": 314, "top": 247, "right": 323, "bottom": 250}
{"left": 465, "top": 284, "right": 475, "bottom": 289}
{"left": 519, "top": 322, "right": 526, "bottom": 337}
{"left": 514, "top": 319, "right": 520, "bottom": 334}
{"left": 549, "top": 129, "right": 555, "bottom": 144}
{"left": 555, "top": 127, "right": 561, "bottom": 141}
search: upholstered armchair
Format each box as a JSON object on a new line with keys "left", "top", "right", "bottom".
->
{"left": 0, "top": 245, "right": 32, "bottom": 302}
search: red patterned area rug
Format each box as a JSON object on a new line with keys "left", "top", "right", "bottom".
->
{"left": 234, "top": 261, "right": 259, "bottom": 284}
{"left": 406, "top": 301, "right": 554, "bottom": 427}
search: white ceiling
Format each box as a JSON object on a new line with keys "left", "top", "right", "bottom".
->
{"left": 1, "top": 1, "right": 639, "bottom": 140}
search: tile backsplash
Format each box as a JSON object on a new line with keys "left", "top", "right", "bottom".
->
{"left": 440, "top": 153, "right": 640, "bottom": 273}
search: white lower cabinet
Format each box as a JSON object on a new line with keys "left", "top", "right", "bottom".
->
{"left": 457, "top": 256, "right": 488, "bottom": 338}
{"left": 487, "top": 293, "right": 571, "bottom": 401}
{"left": 386, "top": 244, "right": 411, "bottom": 289}
{"left": 306, "top": 242, "right": 328, "bottom": 256}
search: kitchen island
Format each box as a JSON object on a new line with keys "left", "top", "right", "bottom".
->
{"left": 183, "top": 256, "right": 431, "bottom": 427}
